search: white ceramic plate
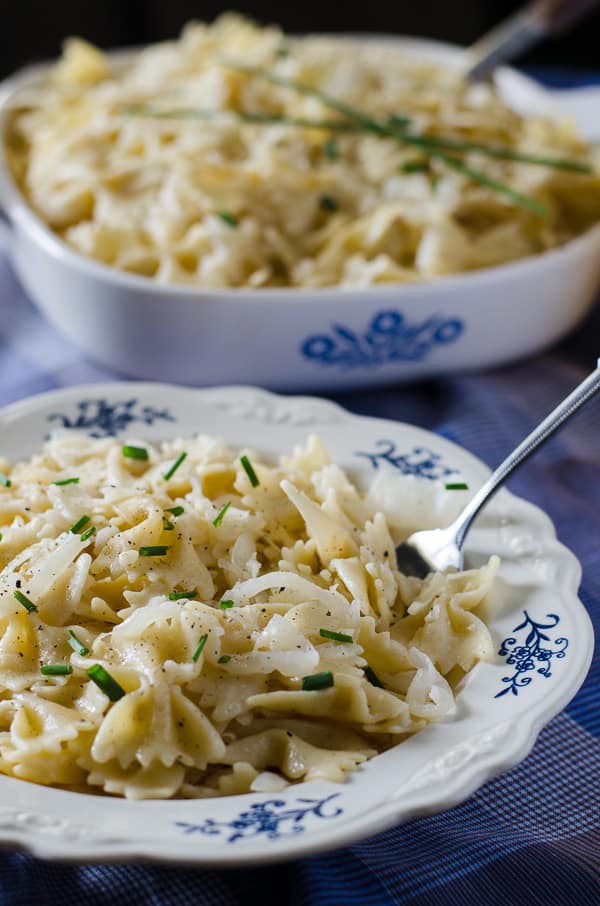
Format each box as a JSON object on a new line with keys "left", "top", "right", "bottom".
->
{"left": 0, "top": 383, "right": 593, "bottom": 865}
{"left": 1, "top": 39, "right": 600, "bottom": 390}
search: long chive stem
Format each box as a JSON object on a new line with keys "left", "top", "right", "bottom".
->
{"left": 397, "top": 133, "right": 592, "bottom": 173}
{"left": 124, "top": 101, "right": 591, "bottom": 173}
{"left": 224, "top": 63, "right": 559, "bottom": 214}
{"left": 222, "top": 61, "right": 400, "bottom": 134}
{"left": 122, "top": 104, "right": 367, "bottom": 132}
{"left": 431, "top": 153, "right": 548, "bottom": 216}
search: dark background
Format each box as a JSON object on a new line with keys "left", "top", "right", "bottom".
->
{"left": 2, "top": 1, "right": 600, "bottom": 79}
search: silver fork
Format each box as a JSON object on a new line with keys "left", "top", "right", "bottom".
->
{"left": 465, "top": 0, "right": 600, "bottom": 82}
{"left": 395, "top": 363, "right": 600, "bottom": 578}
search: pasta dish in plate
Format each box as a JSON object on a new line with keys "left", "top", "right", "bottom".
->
{"left": 0, "top": 430, "right": 497, "bottom": 799}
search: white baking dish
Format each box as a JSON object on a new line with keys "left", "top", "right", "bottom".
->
{"left": 1, "top": 38, "right": 599, "bottom": 391}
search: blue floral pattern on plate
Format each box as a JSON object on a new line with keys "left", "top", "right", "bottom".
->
{"left": 495, "top": 611, "right": 568, "bottom": 698}
{"left": 175, "top": 794, "right": 342, "bottom": 843}
{"left": 47, "top": 399, "right": 175, "bottom": 438}
{"left": 355, "top": 440, "right": 457, "bottom": 480}
{"left": 301, "top": 310, "right": 464, "bottom": 369}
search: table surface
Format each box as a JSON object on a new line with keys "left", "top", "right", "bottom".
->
{"left": 0, "top": 70, "right": 599, "bottom": 906}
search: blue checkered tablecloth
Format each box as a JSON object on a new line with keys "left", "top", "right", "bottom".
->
{"left": 0, "top": 69, "right": 599, "bottom": 906}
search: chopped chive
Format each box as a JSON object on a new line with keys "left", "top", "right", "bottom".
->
{"left": 139, "top": 545, "right": 169, "bottom": 557}
{"left": 70, "top": 515, "right": 90, "bottom": 535}
{"left": 86, "top": 664, "right": 125, "bottom": 701}
{"left": 219, "top": 599, "right": 234, "bottom": 609}
{"left": 0, "top": 473, "right": 11, "bottom": 488}
{"left": 445, "top": 482, "right": 469, "bottom": 491}
{"left": 400, "top": 159, "right": 429, "bottom": 173}
{"left": 218, "top": 211, "right": 238, "bottom": 227}
{"left": 218, "top": 654, "right": 231, "bottom": 664}
{"left": 14, "top": 590, "right": 37, "bottom": 613}
{"left": 275, "top": 45, "right": 290, "bottom": 59}
{"left": 364, "top": 665, "right": 384, "bottom": 688}
{"left": 163, "top": 517, "right": 175, "bottom": 531}
{"left": 302, "top": 671, "right": 334, "bottom": 691}
{"left": 0, "top": 534, "right": 2, "bottom": 542}
{"left": 166, "top": 505, "right": 184, "bottom": 517}
{"left": 240, "top": 455, "right": 259, "bottom": 487}
{"left": 319, "top": 194, "right": 338, "bottom": 212}
{"left": 213, "top": 500, "right": 231, "bottom": 527}
{"left": 80, "top": 526, "right": 96, "bottom": 542}
{"left": 169, "top": 588, "right": 198, "bottom": 601}
{"left": 319, "top": 628, "right": 353, "bottom": 643}
{"left": 192, "top": 633, "right": 208, "bottom": 663}
{"left": 324, "top": 138, "right": 339, "bottom": 160}
{"left": 163, "top": 452, "right": 187, "bottom": 481}
{"left": 53, "top": 477, "right": 80, "bottom": 486}
{"left": 122, "top": 445, "right": 149, "bottom": 461}
{"left": 41, "top": 664, "right": 73, "bottom": 676}
{"left": 68, "top": 630, "right": 89, "bottom": 656}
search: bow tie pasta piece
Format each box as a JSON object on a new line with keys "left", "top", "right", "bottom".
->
{"left": 281, "top": 479, "right": 358, "bottom": 563}
{"left": 248, "top": 672, "right": 413, "bottom": 734}
{"left": 220, "top": 728, "right": 375, "bottom": 783}
{"left": 393, "top": 557, "right": 499, "bottom": 675}
{"left": 91, "top": 681, "right": 225, "bottom": 773}
{"left": 85, "top": 758, "right": 187, "bottom": 800}
{"left": 0, "top": 691, "right": 95, "bottom": 785}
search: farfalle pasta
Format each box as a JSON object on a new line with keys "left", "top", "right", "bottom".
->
{"left": 5, "top": 14, "right": 600, "bottom": 288}
{"left": 0, "top": 433, "right": 498, "bottom": 799}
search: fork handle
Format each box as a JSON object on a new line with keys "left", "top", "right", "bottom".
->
{"left": 450, "top": 362, "right": 600, "bottom": 551}
{"left": 466, "top": 0, "right": 600, "bottom": 81}
{"left": 532, "top": 0, "right": 600, "bottom": 32}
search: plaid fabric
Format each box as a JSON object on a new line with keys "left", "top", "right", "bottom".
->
{"left": 0, "top": 70, "right": 599, "bottom": 906}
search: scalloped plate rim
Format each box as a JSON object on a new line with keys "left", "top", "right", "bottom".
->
{"left": 0, "top": 382, "right": 592, "bottom": 865}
